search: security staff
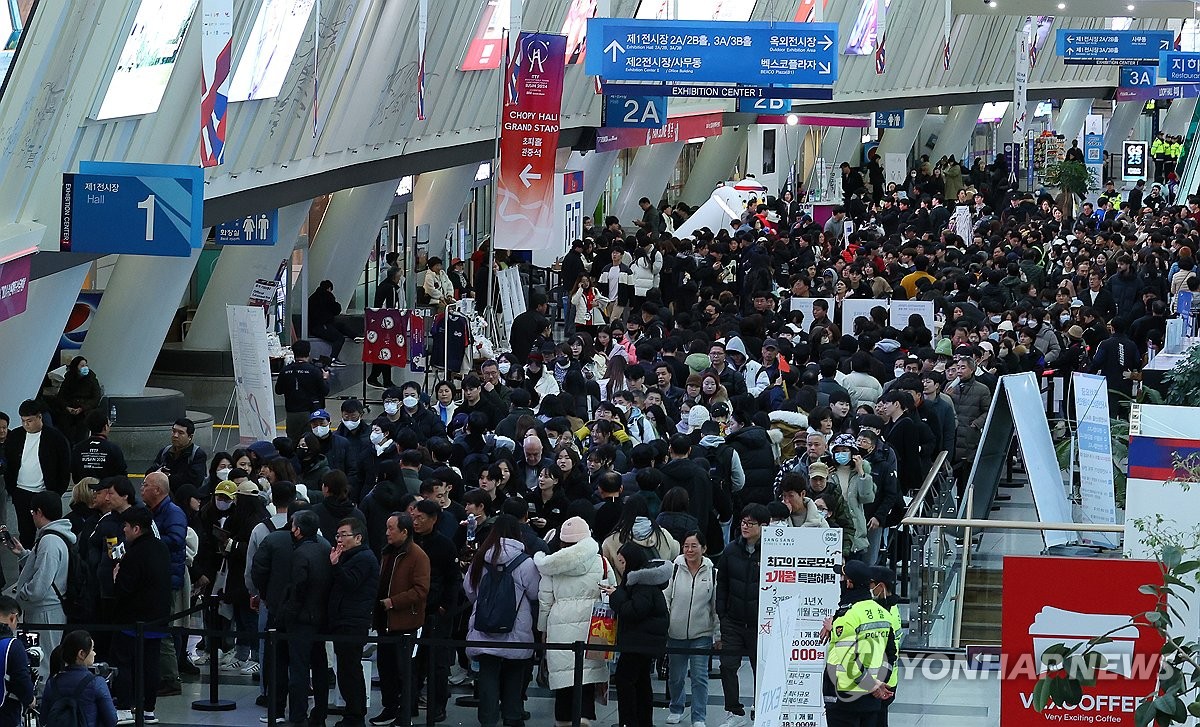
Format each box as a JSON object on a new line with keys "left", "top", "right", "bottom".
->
{"left": 1152, "top": 133, "right": 1167, "bottom": 182}
{"left": 869, "top": 566, "right": 903, "bottom": 727}
{"left": 822, "top": 560, "right": 897, "bottom": 727}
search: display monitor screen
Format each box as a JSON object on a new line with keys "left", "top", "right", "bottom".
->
{"left": 843, "top": 0, "right": 890, "bottom": 55}
{"left": 229, "top": 0, "right": 317, "bottom": 102}
{"left": 462, "top": 0, "right": 598, "bottom": 70}
{"left": 634, "top": 0, "right": 757, "bottom": 21}
{"left": 96, "top": 0, "right": 200, "bottom": 120}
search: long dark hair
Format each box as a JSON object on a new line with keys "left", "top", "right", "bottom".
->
{"left": 51, "top": 629, "right": 93, "bottom": 677}
{"left": 614, "top": 497, "right": 661, "bottom": 544}
{"left": 468, "top": 514, "right": 523, "bottom": 588}
{"left": 617, "top": 541, "right": 652, "bottom": 583}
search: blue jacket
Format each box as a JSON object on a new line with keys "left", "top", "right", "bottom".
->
{"left": 151, "top": 497, "right": 188, "bottom": 590}
{"left": 0, "top": 626, "right": 34, "bottom": 727}
{"left": 41, "top": 666, "right": 118, "bottom": 727}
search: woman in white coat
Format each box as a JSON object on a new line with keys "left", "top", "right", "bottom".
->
{"left": 631, "top": 244, "right": 663, "bottom": 302}
{"left": 535, "top": 517, "right": 614, "bottom": 727}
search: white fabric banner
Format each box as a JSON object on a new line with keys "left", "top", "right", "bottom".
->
{"left": 1013, "top": 24, "right": 1030, "bottom": 147}
{"left": 884, "top": 153, "right": 907, "bottom": 186}
{"left": 1072, "top": 372, "right": 1118, "bottom": 547}
{"left": 755, "top": 527, "right": 843, "bottom": 727}
{"left": 200, "top": 0, "right": 233, "bottom": 167}
{"left": 226, "top": 305, "right": 277, "bottom": 443}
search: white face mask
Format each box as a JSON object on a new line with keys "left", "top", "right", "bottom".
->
{"left": 216, "top": 468, "right": 232, "bottom": 481}
{"left": 215, "top": 500, "right": 232, "bottom": 512}
{"left": 384, "top": 402, "right": 400, "bottom": 416}
{"left": 342, "top": 418, "right": 361, "bottom": 431}
{"left": 403, "top": 396, "right": 419, "bottom": 409}
{"left": 498, "top": 361, "right": 512, "bottom": 375}
{"left": 313, "top": 425, "right": 330, "bottom": 438}
{"left": 370, "top": 431, "right": 386, "bottom": 445}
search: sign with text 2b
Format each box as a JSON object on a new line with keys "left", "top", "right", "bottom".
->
{"left": 60, "top": 162, "right": 204, "bottom": 256}
{"left": 1159, "top": 51, "right": 1200, "bottom": 83}
{"left": 602, "top": 94, "right": 667, "bottom": 129}
{"left": 495, "top": 32, "right": 567, "bottom": 252}
{"left": 1001, "top": 556, "right": 1162, "bottom": 727}
{"left": 1119, "top": 65, "right": 1156, "bottom": 87}
{"left": 737, "top": 97, "right": 791, "bottom": 113}
{"left": 873, "top": 110, "right": 903, "bottom": 128}
{"left": 585, "top": 18, "right": 838, "bottom": 86}
{"left": 1056, "top": 29, "right": 1173, "bottom": 65}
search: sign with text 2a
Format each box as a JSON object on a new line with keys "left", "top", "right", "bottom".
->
{"left": 60, "top": 162, "right": 204, "bottom": 256}
{"left": 495, "top": 32, "right": 567, "bottom": 252}
{"left": 1055, "top": 29, "right": 1173, "bottom": 65}
{"left": 1001, "top": 556, "right": 1162, "bottom": 727}
{"left": 874, "top": 110, "right": 903, "bottom": 128}
{"left": 602, "top": 94, "right": 667, "bottom": 128}
{"left": 1160, "top": 51, "right": 1200, "bottom": 83}
{"left": 585, "top": 18, "right": 838, "bottom": 86}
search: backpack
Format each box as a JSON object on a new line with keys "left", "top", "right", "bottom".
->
{"left": 43, "top": 672, "right": 96, "bottom": 727}
{"left": 40, "top": 530, "right": 88, "bottom": 622}
{"left": 473, "top": 552, "right": 530, "bottom": 634}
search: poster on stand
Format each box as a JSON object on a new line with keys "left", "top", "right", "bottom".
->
{"left": 1070, "top": 373, "right": 1118, "bottom": 547}
{"left": 226, "top": 305, "right": 277, "bottom": 443}
{"left": 755, "top": 526, "right": 843, "bottom": 727}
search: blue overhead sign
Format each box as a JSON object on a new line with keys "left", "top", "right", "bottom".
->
{"left": 602, "top": 94, "right": 668, "bottom": 129}
{"left": 601, "top": 81, "right": 833, "bottom": 100}
{"left": 584, "top": 18, "right": 839, "bottom": 86}
{"left": 1160, "top": 51, "right": 1200, "bottom": 83}
{"left": 737, "top": 97, "right": 792, "bottom": 112}
{"left": 1055, "top": 29, "right": 1174, "bottom": 65}
{"left": 1116, "top": 82, "right": 1200, "bottom": 102}
{"left": 874, "top": 110, "right": 904, "bottom": 129}
{"left": 1119, "top": 65, "right": 1157, "bottom": 87}
{"left": 61, "top": 162, "right": 204, "bottom": 257}
{"left": 215, "top": 210, "right": 279, "bottom": 246}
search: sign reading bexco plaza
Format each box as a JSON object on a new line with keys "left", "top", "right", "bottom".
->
{"left": 494, "top": 32, "right": 567, "bottom": 252}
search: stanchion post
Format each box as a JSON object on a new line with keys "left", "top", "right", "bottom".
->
{"left": 266, "top": 628, "right": 279, "bottom": 725}
{"left": 424, "top": 631, "right": 435, "bottom": 727}
{"left": 134, "top": 621, "right": 145, "bottom": 727}
{"left": 191, "top": 596, "right": 236, "bottom": 712}
{"left": 571, "top": 641, "right": 585, "bottom": 727}
{"left": 400, "top": 632, "right": 414, "bottom": 727}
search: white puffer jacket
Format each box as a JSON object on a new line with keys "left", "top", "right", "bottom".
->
{"left": 534, "top": 537, "right": 614, "bottom": 690}
{"left": 632, "top": 252, "right": 663, "bottom": 296}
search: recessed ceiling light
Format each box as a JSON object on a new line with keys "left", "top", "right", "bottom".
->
{"left": 1127, "top": 3, "right": 1135, "bottom": 8}
{"left": 1057, "top": 2, "right": 1066, "bottom": 8}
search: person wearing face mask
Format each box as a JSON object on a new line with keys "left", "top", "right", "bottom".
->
{"left": 867, "top": 566, "right": 902, "bottom": 727}
{"left": 336, "top": 399, "right": 372, "bottom": 502}
{"left": 295, "top": 432, "right": 332, "bottom": 496}
{"left": 825, "top": 434, "right": 876, "bottom": 563}
{"left": 1028, "top": 310, "right": 1062, "bottom": 366}
{"left": 523, "top": 353, "right": 560, "bottom": 401}
{"left": 394, "top": 383, "right": 447, "bottom": 444}
{"left": 306, "top": 409, "right": 357, "bottom": 486}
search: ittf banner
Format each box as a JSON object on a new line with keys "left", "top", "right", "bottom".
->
{"left": 1001, "top": 556, "right": 1163, "bottom": 727}
{"left": 362, "top": 309, "right": 407, "bottom": 366}
{"left": 200, "top": 0, "right": 233, "bottom": 167}
{"left": 494, "top": 32, "right": 567, "bottom": 251}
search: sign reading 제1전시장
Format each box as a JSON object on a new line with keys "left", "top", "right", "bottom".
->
{"left": 1001, "top": 556, "right": 1163, "bottom": 727}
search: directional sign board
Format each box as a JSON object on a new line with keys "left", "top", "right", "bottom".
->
{"left": 215, "top": 210, "right": 279, "bottom": 246}
{"left": 1160, "top": 51, "right": 1200, "bottom": 83}
{"left": 874, "top": 110, "right": 903, "bottom": 128}
{"left": 61, "top": 162, "right": 204, "bottom": 257}
{"left": 1119, "top": 65, "right": 1157, "bottom": 87}
{"left": 1115, "top": 84, "right": 1200, "bottom": 102}
{"left": 737, "top": 97, "right": 792, "bottom": 113}
{"left": 585, "top": 19, "right": 839, "bottom": 86}
{"left": 603, "top": 94, "right": 668, "bottom": 129}
{"left": 602, "top": 81, "right": 833, "bottom": 100}
{"left": 1055, "top": 29, "right": 1174, "bottom": 65}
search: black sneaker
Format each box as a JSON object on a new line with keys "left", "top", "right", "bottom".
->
{"left": 330, "top": 359, "right": 349, "bottom": 368}
{"left": 179, "top": 660, "right": 201, "bottom": 676}
{"left": 368, "top": 711, "right": 397, "bottom": 726}
{"left": 366, "top": 379, "right": 384, "bottom": 389}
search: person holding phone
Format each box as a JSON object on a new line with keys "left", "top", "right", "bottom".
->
{"left": 826, "top": 434, "right": 877, "bottom": 563}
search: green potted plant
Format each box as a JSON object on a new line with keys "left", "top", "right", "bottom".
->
{"left": 1043, "top": 160, "right": 1097, "bottom": 219}
{"left": 1163, "top": 345, "right": 1200, "bottom": 405}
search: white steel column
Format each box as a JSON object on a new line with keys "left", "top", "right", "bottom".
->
{"left": 931, "top": 104, "right": 984, "bottom": 163}
{"left": 1104, "top": 102, "right": 1143, "bottom": 153}
{"left": 565, "top": 150, "right": 619, "bottom": 221}
{"left": 1053, "top": 98, "right": 1093, "bottom": 143}
{"left": 876, "top": 109, "right": 929, "bottom": 158}
{"left": 680, "top": 126, "right": 750, "bottom": 204}
{"left": 612, "top": 142, "right": 686, "bottom": 225}
{"left": 0, "top": 264, "right": 89, "bottom": 410}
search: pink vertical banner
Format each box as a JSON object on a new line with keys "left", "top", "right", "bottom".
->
{"left": 494, "top": 32, "right": 567, "bottom": 251}
{"left": 0, "top": 255, "right": 32, "bottom": 324}
{"left": 200, "top": 0, "right": 234, "bottom": 167}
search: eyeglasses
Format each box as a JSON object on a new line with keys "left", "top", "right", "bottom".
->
{"left": 740, "top": 519, "right": 763, "bottom": 528}
{"left": 335, "top": 532, "right": 357, "bottom": 540}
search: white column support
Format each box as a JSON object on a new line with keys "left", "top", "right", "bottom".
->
{"left": 680, "top": 126, "right": 750, "bottom": 204}
{"left": 612, "top": 142, "right": 686, "bottom": 225}
{"left": 1104, "top": 102, "right": 1142, "bottom": 153}
{"left": 876, "top": 109, "right": 929, "bottom": 159}
{"left": 0, "top": 264, "right": 90, "bottom": 410}
{"left": 565, "top": 150, "right": 619, "bottom": 219}
{"left": 931, "top": 104, "right": 984, "bottom": 163}
{"left": 406, "top": 164, "right": 478, "bottom": 304}
{"left": 1162, "top": 98, "right": 1198, "bottom": 138}
{"left": 1053, "top": 98, "right": 1093, "bottom": 143}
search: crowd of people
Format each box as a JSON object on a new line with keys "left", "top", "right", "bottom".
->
{"left": 0, "top": 147, "right": 1194, "bottom": 727}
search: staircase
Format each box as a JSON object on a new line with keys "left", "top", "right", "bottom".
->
{"left": 959, "top": 567, "right": 1003, "bottom": 646}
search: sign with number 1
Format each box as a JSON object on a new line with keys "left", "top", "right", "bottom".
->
{"left": 60, "top": 161, "right": 204, "bottom": 256}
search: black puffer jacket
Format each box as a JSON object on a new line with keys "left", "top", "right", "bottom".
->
{"left": 609, "top": 561, "right": 672, "bottom": 650}
{"left": 328, "top": 543, "right": 380, "bottom": 629}
{"left": 361, "top": 480, "right": 408, "bottom": 555}
{"left": 716, "top": 537, "right": 761, "bottom": 626}
{"left": 726, "top": 427, "right": 776, "bottom": 504}
{"left": 312, "top": 497, "right": 365, "bottom": 545}
{"left": 283, "top": 535, "right": 333, "bottom": 627}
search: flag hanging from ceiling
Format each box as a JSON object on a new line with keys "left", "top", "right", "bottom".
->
{"left": 874, "top": 0, "right": 886, "bottom": 74}
{"left": 943, "top": 0, "right": 952, "bottom": 70}
{"left": 200, "top": 0, "right": 233, "bottom": 167}
{"left": 417, "top": 0, "right": 428, "bottom": 120}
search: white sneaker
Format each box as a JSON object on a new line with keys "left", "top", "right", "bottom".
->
{"left": 693, "top": 722, "right": 707, "bottom": 727}
{"left": 116, "top": 710, "right": 135, "bottom": 726}
{"left": 667, "top": 713, "right": 684, "bottom": 725}
{"left": 191, "top": 649, "right": 215, "bottom": 665}
{"left": 218, "top": 652, "right": 242, "bottom": 670}
{"left": 240, "top": 660, "right": 261, "bottom": 675}
{"left": 718, "top": 713, "right": 750, "bottom": 727}
{"left": 144, "top": 713, "right": 159, "bottom": 724}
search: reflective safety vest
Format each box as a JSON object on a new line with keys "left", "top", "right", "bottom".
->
{"left": 1169, "top": 142, "right": 1183, "bottom": 159}
{"left": 883, "top": 603, "right": 901, "bottom": 689}
{"left": 825, "top": 598, "right": 896, "bottom": 702}
{"left": 1152, "top": 139, "right": 1166, "bottom": 158}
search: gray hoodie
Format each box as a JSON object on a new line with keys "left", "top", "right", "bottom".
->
{"left": 697, "top": 434, "right": 745, "bottom": 492}
{"left": 15, "top": 518, "right": 76, "bottom": 610}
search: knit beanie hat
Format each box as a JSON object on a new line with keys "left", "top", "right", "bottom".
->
{"left": 687, "top": 405, "right": 711, "bottom": 430}
{"left": 559, "top": 516, "right": 590, "bottom": 544}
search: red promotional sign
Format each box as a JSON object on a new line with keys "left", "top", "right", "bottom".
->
{"left": 1001, "top": 556, "right": 1163, "bottom": 727}
{"left": 495, "top": 32, "right": 567, "bottom": 251}
{"left": 362, "top": 309, "right": 406, "bottom": 366}
{"left": 594, "top": 111, "right": 724, "bottom": 153}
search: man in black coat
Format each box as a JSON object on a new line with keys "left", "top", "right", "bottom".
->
{"left": 328, "top": 517, "right": 380, "bottom": 727}
{"left": 659, "top": 434, "right": 730, "bottom": 539}
{"left": 151, "top": 418, "right": 208, "bottom": 496}
{"left": 71, "top": 409, "right": 128, "bottom": 483}
{"left": 111, "top": 506, "right": 171, "bottom": 723}
{"left": 410, "top": 500, "right": 462, "bottom": 721}
{"left": 284, "top": 510, "right": 333, "bottom": 725}
{"left": 252, "top": 502, "right": 312, "bottom": 717}
{"left": 509, "top": 294, "right": 550, "bottom": 365}
{"left": 4, "top": 400, "right": 71, "bottom": 546}
{"left": 276, "top": 339, "right": 331, "bottom": 442}
{"left": 307, "top": 279, "right": 353, "bottom": 365}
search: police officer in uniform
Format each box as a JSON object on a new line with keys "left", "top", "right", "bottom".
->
{"left": 821, "top": 560, "right": 897, "bottom": 727}
{"left": 869, "top": 566, "right": 902, "bottom": 727}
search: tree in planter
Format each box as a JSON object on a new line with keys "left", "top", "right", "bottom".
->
{"left": 1043, "top": 160, "right": 1097, "bottom": 220}
{"left": 1163, "top": 345, "right": 1200, "bottom": 406}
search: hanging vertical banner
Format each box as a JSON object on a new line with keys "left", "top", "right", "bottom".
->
{"left": 1013, "top": 25, "right": 1030, "bottom": 148}
{"left": 874, "top": 0, "right": 886, "bottom": 74}
{"left": 313, "top": 0, "right": 322, "bottom": 141}
{"left": 200, "top": 0, "right": 234, "bottom": 167}
{"left": 1071, "top": 373, "right": 1119, "bottom": 547}
{"left": 416, "top": 0, "right": 428, "bottom": 120}
{"left": 226, "top": 305, "right": 277, "bottom": 443}
{"left": 494, "top": 32, "right": 567, "bottom": 251}
{"left": 942, "top": 0, "right": 951, "bottom": 69}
